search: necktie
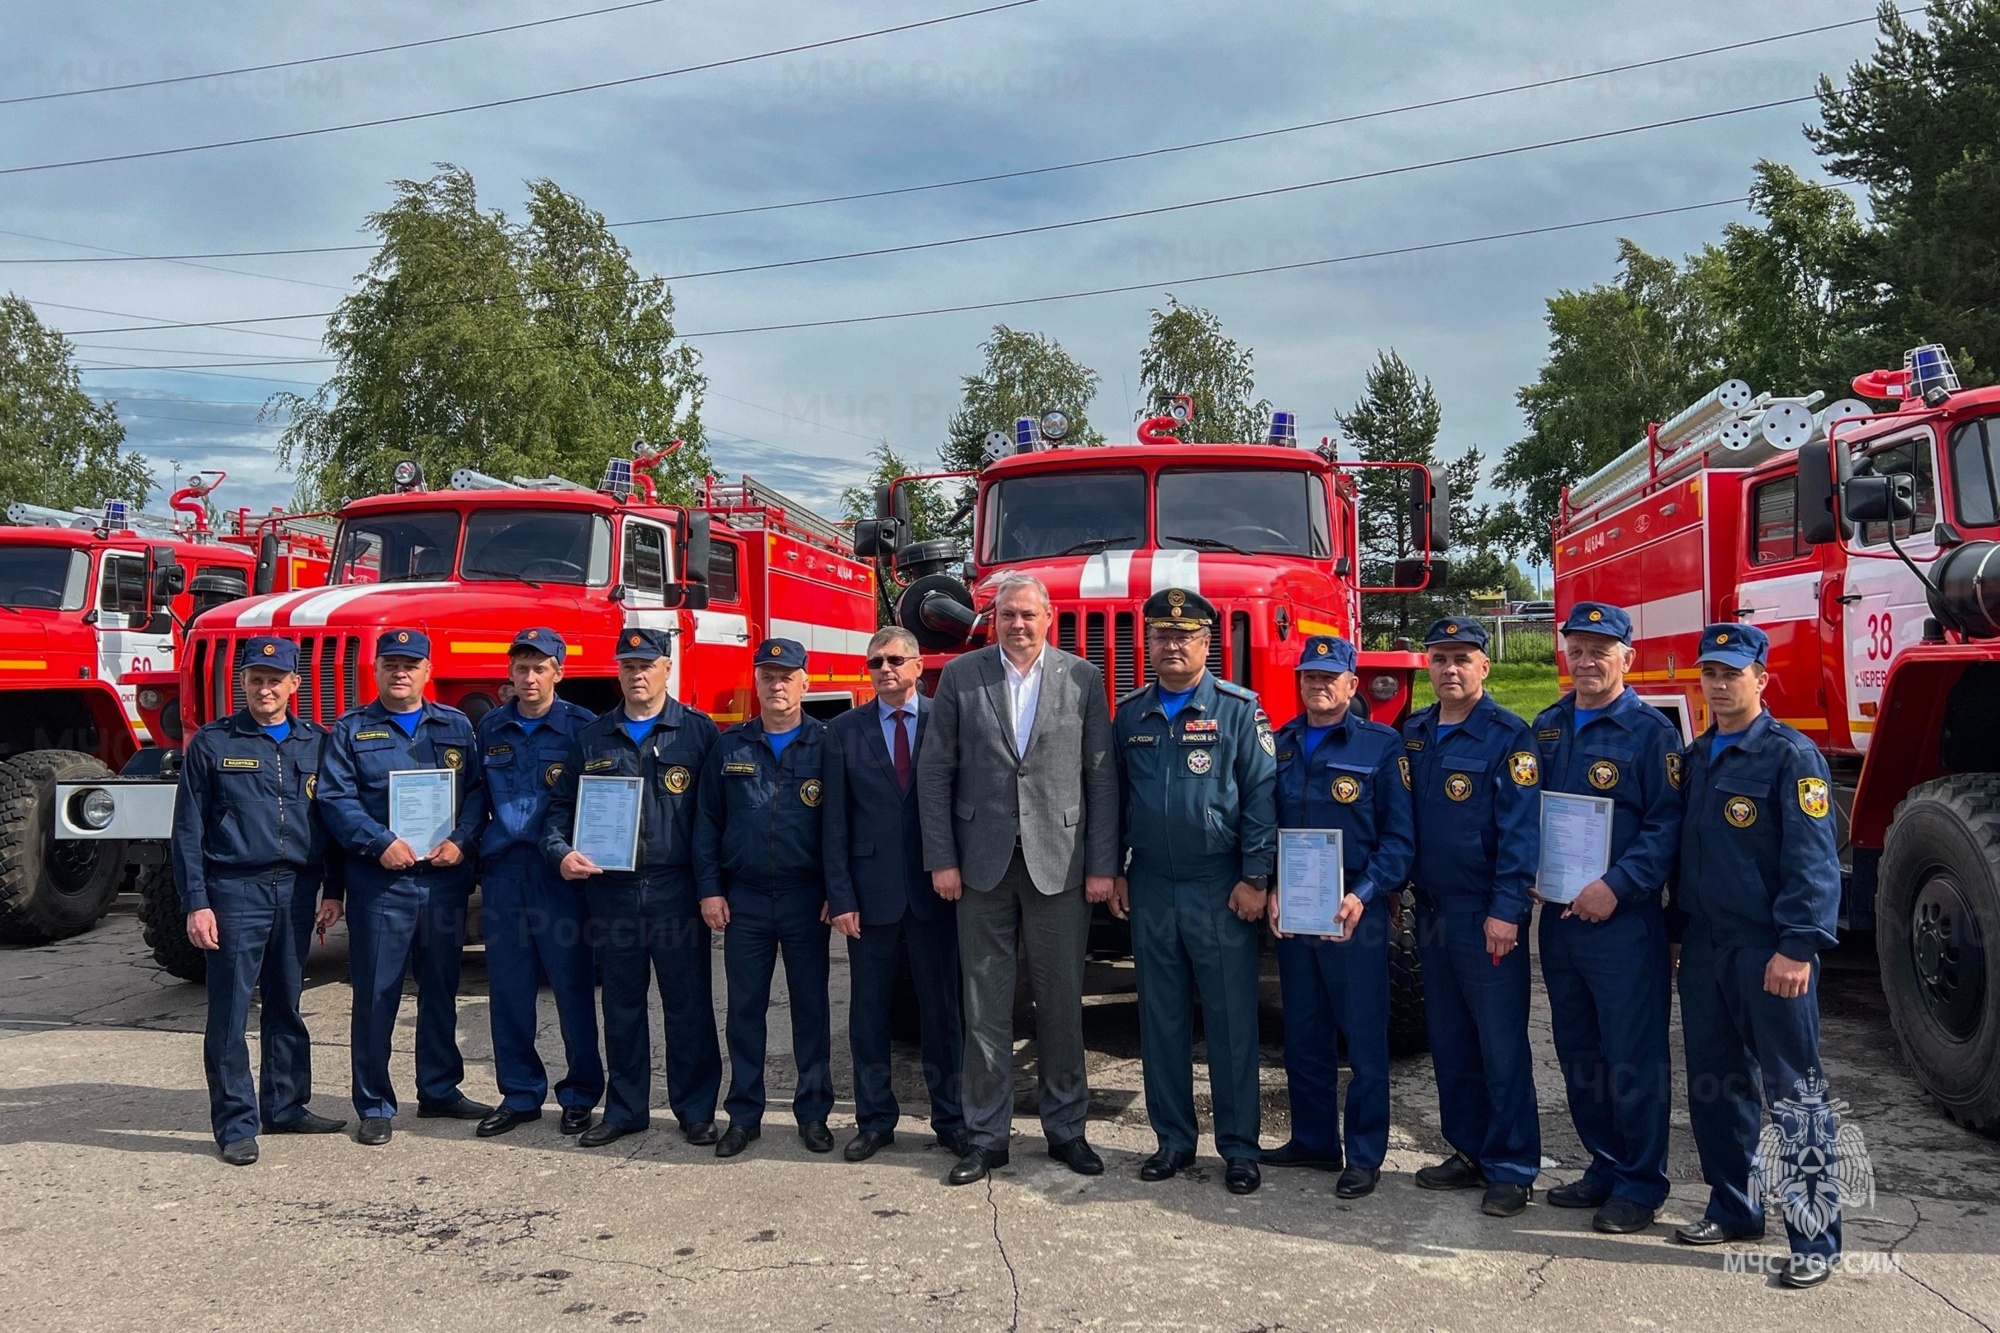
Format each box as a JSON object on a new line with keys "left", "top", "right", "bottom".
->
{"left": 893, "top": 709, "right": 912, "bottom": 791}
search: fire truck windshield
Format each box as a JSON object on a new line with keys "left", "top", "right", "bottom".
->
{"left": 461, "top": 510, "right": 610, "bottom": 586}
{"left": 333, "top": 510, "right": 459, "bottom": 584}
{"left": 982, "top": 470, "right": 1145, "bottom": 562}
{"left": 0, "top": 546, "right": 90, "bottom": 610}
{"left": 1158, "top": 468, "right": 1330, "bottom": 557}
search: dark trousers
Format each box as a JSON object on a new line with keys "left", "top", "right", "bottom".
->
{"left": 203, "top": 872, "right": 317, "bottom": 1145}
{"left": 1415, "top": 904, "right": 1541, "bottom": 1184}
{"left": 1275, "top": 896, "right": 1391, "bottom": 1169}
{"left": 347, "top": 870, "right": 472, "bottom": 1119}
{"left": 585, "top": 872, "right": 721, "bottom": 1131}
{"left": 1540, "top": 906, "right": 1672, "bottom": 1208}
{"left": 1679, "top": 936, "right": 1843, "bottom": 1258}
{"left": 483, "top": 848, "right": 604, "bottom": 1113}
{"left": 1130, "top": 870, "right": 1262, "bottom": 1160}
{"left": 957, "top": 850, "right": 1092, "bottom": 1152}
{"left": 848, "top": 910, "right": 964, "bottom": 1137}
{"left": 722, "top": 886, "right": 834, "bottom": 1128}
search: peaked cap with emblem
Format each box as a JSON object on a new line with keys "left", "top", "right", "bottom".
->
{"left": 1422, "top": 617, "right": 1489, "bottom": 649}
{"left": 1143, "top": 586, "right": 1216, "bottom": 630}
{"left": 510, "top": 626, "right": 568, "bottom": 664}
{"left": 376, "top": 628, "right": 430, "bottom": 660}
{"left": 1694, "top": 621, "right": 1769, "bottom": 668}
{"left": 241, "top": 636, "right": 298, "bottom": 672}
{"left": 1295, "top": 634, "right": 1357, "bottom": 674}
{"left": 755, "top": 637, "right": 808, "bottom": 671}
{"left": 1560, "top": 601, "right": 1633, "bottom": 644}
{"left": 614, "top": 627, "right": 672, "bottom": 662}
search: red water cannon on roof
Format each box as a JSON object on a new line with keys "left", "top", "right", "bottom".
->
{"left": 1136, "top": 394, "right": 1196, "bottom": 446}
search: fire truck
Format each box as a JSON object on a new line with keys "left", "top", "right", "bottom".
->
{"left": 0, "top": 478, "right": 331, "bottom": 943}
{"left": 854, "top": 400, "right": 1448, "bottom": 1051}
{"left": 55, "top": 449, "right": 879, "bottom": 979}
{"left": 1552, "top": 346, "right": 2000, "bottom": 1131}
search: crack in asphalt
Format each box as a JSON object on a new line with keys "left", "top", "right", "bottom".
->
{"left": 1523, "top": 1253, "right": 1557, "bottom": 1301}
{"left": 1881, "top": 1200, "right": 1995, "bottom": 1331}
{"left": 552, "top": 1251, "right": 697, "bottom": 1285}
{"left": 985, "top": 1176, "right": 1022, "bottom": 1333}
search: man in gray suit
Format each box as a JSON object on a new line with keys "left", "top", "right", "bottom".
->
{"left": 918, "top": 573, "right": 1120, "bottom": 1186}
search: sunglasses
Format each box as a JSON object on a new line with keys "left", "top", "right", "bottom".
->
{"left": 866, "top": 654, "right": 916, "bottom": 669}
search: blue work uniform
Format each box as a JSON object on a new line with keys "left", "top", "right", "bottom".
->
{"left": 319, "top": 699, "right": 485, "bottom": 1120}
{"left": 1673, "top": 711, "right": 1843, "bottom": 1259}
{"left": 469, "top": 697, "right": 602, "bottom": 1117}
{"left": 1531, "top": 689, "right": 1683, "bottom": 1210}
{"left": 172, "top": 709, "right": 336, "bottom": 1146}
{"left": 1403, "top": 692, "right": 1543, "bottom": 1184}
{"left": 541, "top": 699, "right": 722, "bottom": 1133}
{"left": 694, "top": 717, "right": 855, "bottom": 1131}
{"left": 1114, "top": 673, "right": 1276, "bottom": 1163}
{"left": 1270, "top": 707, "right": 1415, "bottom": 1170}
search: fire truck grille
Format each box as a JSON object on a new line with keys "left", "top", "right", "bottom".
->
{"left": 1055, "top": 603, "right": 1232, "bottom": 694}
{"left": 190, "top": 632, "right": 364, "bottom": 726}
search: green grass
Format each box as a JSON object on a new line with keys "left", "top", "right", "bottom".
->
{"left": 1410, "top": 661, "right": 1564, "bottom": 722}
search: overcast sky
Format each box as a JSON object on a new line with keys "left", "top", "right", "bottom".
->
{"left": 1, "top": 0, "right": 1889, "bottom": 523}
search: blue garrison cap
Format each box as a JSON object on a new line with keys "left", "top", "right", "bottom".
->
{"left": 614, "top": 627, "right": 672, "bottom": 662}
{"left": 1561, "top": 601, "right": 1633, "bottom": 644}
{"left": 1694, "top": 622, "right": 1769, "bottom": 669}
{"left": 1422, "top": 617, "right": 1489, "bottom": 649}
{"left": 376, "top": 628, "right": 430, "bottom": 661}
{"left": 754, "top": 637, "right": 808, "bottom": 672}
{"left": 510, "top": 627, "right": 567, "bottom": 664}
{"left": 241, "top": 636, "right": 297, "bottom": 672}
{"left": 1295, "top": 635, "right": 1358, "bottom": 674}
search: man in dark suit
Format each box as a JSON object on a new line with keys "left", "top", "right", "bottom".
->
{"left": 917, "top": 573, "right": 1120, "bottom": 1186}
{"left": 828, "top": 627, "right": 966, "bottom": 1162}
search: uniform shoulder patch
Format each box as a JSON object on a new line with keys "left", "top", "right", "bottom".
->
{"left": 1508, "top": 751, "right": 1539, "bottom": 786}
{"left": 1797, "top": 776, "right": 1830, "bottom": 819}
{"left": 1115, "top": 686, "right": 1149, "bottom": 708}
{"left": 1398, "top": 755, "right": 1412, "bottom": 789}
{"left": 1215, "top": 679, "right": 1258, "bottom": 703}
{"left": 1666, "top": 751, "right": 1686, "bottom": 790}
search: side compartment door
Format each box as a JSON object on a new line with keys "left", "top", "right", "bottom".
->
{"left": 685, "top": 535, "right": 753, "bottom": 725}
{"left": 1841, "top": 431, "right": 1939, "bottom": 753}
{"left": 1734, "top": 471, "right": 1828, "bottom": 742}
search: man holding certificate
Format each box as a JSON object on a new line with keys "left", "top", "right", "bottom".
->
{"left": 541, "top": 627, "right": 723, "bottom": 1150}
{"left": 1530, "top": 603, "right": 1683, "bottom": 1236}
{"left": 1110, "top": 588, "right": 1275, "bottom": 1196}
{"left": 1402, "top": 618, "right": 1542, "bottom": 1218}
{"left": 320, "top": 629, "right": 490, "bottom": 1145}
{"left": 1262, "top": 635, "right": 1414, "bottom": 1201}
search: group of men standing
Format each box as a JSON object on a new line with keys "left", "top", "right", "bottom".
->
{"left": 172, "top": 576, "right": 1847, "bottom": 1288}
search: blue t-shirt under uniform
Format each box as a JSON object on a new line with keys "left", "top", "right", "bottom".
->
{"left": 1302, "top": 723, "right": 1335, "bottom": 757}
{"left": 388, "top": 708, "right": 421, "bottom": 737}
{"left": 1156, "top": 687, "right": 1195, "bottom": 721}
{"left": 518, "top": 716, "right": 544, "bottom": 735}
{"left": 622, "top": 716, "right": 656, "bottom": 749}
{"left": 766, "top": 725, "right": 801, "bottom": 759}
{"left": 1573, "top": 705, "right": 1604, "bottom": 732}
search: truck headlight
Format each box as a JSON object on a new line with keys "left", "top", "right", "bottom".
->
{"left": 137, "top": 687, "right": 163, "bottom": 710}
{"left": 71, "top": 788, "right": 116, "bottom": 831}
{"left": 1367, "top": 673, "right": 1401, "bottom": 701}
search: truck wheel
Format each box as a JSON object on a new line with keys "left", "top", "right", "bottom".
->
{"left": 136, "top": 861, "right": 205, "bottom": 982}
{"left": 1387, "top": 886, "right": 1429, "bottom": 1057}
{"left": 1878, "top": 774, "right": 2000, "bottom": 1132}
{"left": 0, "top": 750, "right": 128, "bottom": 944}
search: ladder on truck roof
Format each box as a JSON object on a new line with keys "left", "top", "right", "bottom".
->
{"left": 703, "top": 474, "right": 851, "bottom": 553}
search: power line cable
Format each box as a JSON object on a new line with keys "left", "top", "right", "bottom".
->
{"left": 0, "top": 9, "right": 1904, "bottom": 265}
{"left": 1, "top": 0, "right": 670, "bottom": 106}
{"left": 19, "top": 296, "right": 324, "bottom": 343}
{"left": 0, "top": 226, "right": 355, "bottom": 291}
{"left": 0, "top": 0, "right": 1045, "bottom": 176}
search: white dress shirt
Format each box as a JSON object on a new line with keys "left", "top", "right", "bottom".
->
{"left": 1001, "top": 647, "right": 1045, "bottom": 754}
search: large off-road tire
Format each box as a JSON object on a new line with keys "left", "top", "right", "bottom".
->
{"left": 137, "top": 860, "right": 205, "bottom": 982}
{"left": 1387, "top": 885, "right": 1429, "bottom": 1058}
{"left": 0, "top": 750, "right": 127, "bottom": 943}
{"left": 1878, "top": 774, "right": 2000, "bottom": 1133}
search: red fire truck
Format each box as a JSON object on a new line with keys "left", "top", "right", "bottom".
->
{"left": 1552, "top": 346, "right": 2000, "bottom": 1130}
{"left": 855, "top": 401, "right": 1448, "bottom": 1050}
{"left": 0, "top": 479, "right": 330, "bottom": 943}
{"left": 56, "top": 450, "right": 879, "bottom": 979}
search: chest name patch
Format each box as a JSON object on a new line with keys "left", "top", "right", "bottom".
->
{"left": 220, "top": 757, "right": 260, "bottom": 770}
{"left": 584, "top": 757, "right": 617, "bottom": 772}
{"left": 486, "top": 744, "right": 513, "bottom": 757}
{"left": 354, "top": 730, "right": 392, "bottom": 741}
{"left": 1126, "top": 734, "right": 1157, "bottom": 746}
{"left": 724, "top": 761, "right": 759, "bottom": 775}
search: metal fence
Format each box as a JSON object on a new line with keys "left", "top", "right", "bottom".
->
{"left": 1474, "top": 616, "right": 1555, "bottom": 664}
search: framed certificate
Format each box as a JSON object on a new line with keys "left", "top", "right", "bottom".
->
{"left": 574, "top": 774, "right": 644, "bottom": 873}
{"left": 1276, "top": 828, "right": 1347, "bottom": 938}
{"left": 388, "top": 768, "right": 455, "bottom": 857}
{"left": 1537, "top": 790, "right": 1614, "bottom": 904}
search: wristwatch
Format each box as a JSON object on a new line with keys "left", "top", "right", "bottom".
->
{"left": 1242, "top": 875, "right": 1271, "bottom": 892}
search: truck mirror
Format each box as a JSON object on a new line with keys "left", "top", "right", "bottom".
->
{"left": 681, "top": 512, "right": 711, "bottom": 590}
{"left": 1841, "top": 473, "right": 1915, "bottom": 525}
{"left": 1408, "top": 470, "right": 1449, "bottom": 553}
{"left": 852, "top": 517, "right": 899, "bottom": 559}
{"left": 1797, "top": 437, "right": 1854, "bottom": 544}
{"left": 148, "top": 546, "right": 185, "bottom": 608}
{"left": 1392, "top": 556, "right": 1449, "bottom": 589}
{"left": 253, "top": 532, "right": 279, "bottom": 594}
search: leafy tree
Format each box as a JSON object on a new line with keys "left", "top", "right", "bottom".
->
{"left": 941, "top": 325, "right": 1103, "bottom": 475}
{"left": 1137, "top": 296, "right": 1270, "bottom": 443}
{"left": 271, "top": 165, "right": 708, "bottom": 507}
{"left": 0, "top": 294, "right": 152, "bottom": 511}
{"left": 841, "top": 439, "right": 955, "bottom": 623}
{"left": 1337, "top": 350, "right": 1444, "bottom": 641}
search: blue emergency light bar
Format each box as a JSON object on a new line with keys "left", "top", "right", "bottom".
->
{"left": 600, "top": 457, "right": 633, "bottom": 498}
{"left": 1013, "top": 416, "right": 1040, "bottom": 453}
{"left": 1266, "top": 411, "right": 1297, "bottom": 446}
{"left": 102, "top": 500, "right": 131, "bottom": 530}
{"left": 1905, "top": 344, "right": 1960, "bottom": 400}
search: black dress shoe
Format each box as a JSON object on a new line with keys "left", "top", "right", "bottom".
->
{"left": 220, "top": 1137, "right": 259, "bottom": 1166}
{"left": 1260, "top": 1140, "right": 1342, "bottom": 1171}
{"left": 716, "top": 1124, "right": 760, "bottom": 1158}
{"left": 1225, "top": 1158, "right": 1261, "bottom": 1195}
{"left": 1480, "top": 1182, "right": 1533, "bottom": 1217}
{"left": 1048, "top": 1137, "right": 1104, "bottom": 1176}
{"left": 1139, "top": 1147, "right": 1197, "bottom": 1182}
{"left": 579, "top": 1122, "right": 638, "bottom": 1149}
{"left": 799, "top": 1121, "right": 834, "bottom": 1153}
{"left": 1780, "top": 1254, "right": 1833, "bottom": 1289}
{"left": 266, "top": 1110, "right": 346, "bottom": 1135}
{"left": 679, "top": 1119, "right": 720, "bottom": 1146}
{"left": 845, "top": 1129, "right": 894, "bottom": 1162}
{"left": 1547, "top": 1178, "right": 1612, "bottom": 1209}
{"left": 476, "top": 1106, "right": 541, "bottom": 1138}
{"left": 1674, "top": 1218, "right": 1764, "bottom": 1246}
{"left": 560, "top": 1108, "right": 593, "bottom": 1135}
{"left": 935, "top": 1129, "right": 971, "bottom": 1158}
{"left": 1592, "top": 1197, "right": 1657, "bottom": 1234}
{"left": 357, "top": 1117, "right": 393, "bottom": 1146}
{"left": 1414, "top": 1153, "right": 1488, "bottom": 1191}
{"left": 1335, "top": 1166, "right": 1380, "bottom": 1199}
{"left": 418, "top": 1096, "right": 494, "bottom": 1121}
{"left": 947, "top": 1147, "right": 1008, "bottom": 1185}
